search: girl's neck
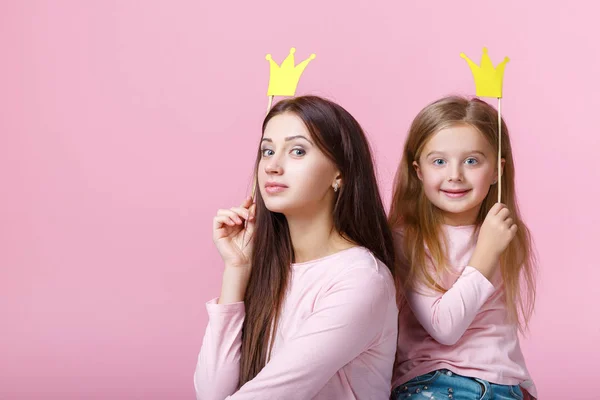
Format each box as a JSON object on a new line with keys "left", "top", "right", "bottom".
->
{"left": 442, "top": 206, "right": 481, "bottom": 226}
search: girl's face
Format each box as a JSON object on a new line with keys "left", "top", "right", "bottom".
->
{"left": 258, "top": 112, "right": 340, "bottom": 216}
{"left": 413, "top": 124, "right": 502, "bottom": 226}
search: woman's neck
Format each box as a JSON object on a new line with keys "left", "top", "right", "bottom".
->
{"left": 286, "top": 209, "right": 354, "bottom": 264}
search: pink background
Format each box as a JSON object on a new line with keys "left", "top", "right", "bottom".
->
{"left": 1, "top": 1, "right": 598, "bottom": 399}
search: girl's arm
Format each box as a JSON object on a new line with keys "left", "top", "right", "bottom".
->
{"left": 406, "top": 266, "right": 495, "bottom": 345}
{"left": 398, "top": 203, "right": 517, "bottom": 346}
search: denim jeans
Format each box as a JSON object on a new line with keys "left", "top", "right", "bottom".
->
{"left": 392, "top": 369, "right": 524, "bottom": 400}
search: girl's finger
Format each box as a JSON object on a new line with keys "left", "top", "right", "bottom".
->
{"left": 490, "top": 202, "right": 505, "bottom": 215}
{"left": 497, "top": 207, "right": 511, "bottom": 220}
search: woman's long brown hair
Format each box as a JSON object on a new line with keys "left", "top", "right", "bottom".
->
{"left": 238, "top": 95, "right": 395, "bottom": 386}
{"left": 389, "top": 96, "right": 536, "bottom": 332}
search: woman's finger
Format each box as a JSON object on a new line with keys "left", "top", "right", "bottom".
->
{"left": 217, "top": 209, "right": 243, "bottom": 224}
{"left": 240, "top": 196, "right": 253, "bottom": 209}
{"left": 213, "top": 215, "right": 236, "bottom": 230}
{"left": 230, "top": 206, "right": 250, "bottom": 220}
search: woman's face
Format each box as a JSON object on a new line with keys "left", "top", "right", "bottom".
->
{"left": 258, "top": 112, "right": 340, "bottom": 216}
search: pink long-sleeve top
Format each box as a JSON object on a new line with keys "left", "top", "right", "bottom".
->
{"left": 392, "top": 225, "right": 537, "bottom": 399}
{"left": 195, "top": 246, "right": 398, "bottom": 400}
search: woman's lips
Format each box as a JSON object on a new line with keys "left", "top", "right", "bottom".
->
{"left": 265, "top": 182, "right": 288, "bottom": 194}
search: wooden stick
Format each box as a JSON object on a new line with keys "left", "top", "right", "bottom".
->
{"left": 497, "top": 97, "right": 502, "bottom": 203}
{"left": 252, "top": 95, "right": 273, "bottom": 199}
{"left": 242, "top": 96, "right": 274, "bottom": 248}
{"left": 251, "top": 96, "right": 273, "bottom": 199}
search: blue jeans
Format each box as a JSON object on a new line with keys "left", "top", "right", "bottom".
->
{"left": 392, "top": 369, "right": 524, "bottom": 400}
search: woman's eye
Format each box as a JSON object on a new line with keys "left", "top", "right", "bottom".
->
{"left": 261, "top": 149, "right": 274, "bottom": 157}
{"left": 291, "top": 148, "right": 306, "bottom": 156}
{"left": 433, "top": 159, "right": 446, "bottom": 166}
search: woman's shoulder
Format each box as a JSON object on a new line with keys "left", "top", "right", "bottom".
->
{"left": 327, "top": 246, "right": 394, "bottom": 290}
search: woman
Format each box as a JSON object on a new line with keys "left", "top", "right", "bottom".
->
{"left": 194, "top": 96, "right": 398, "bottom": 399}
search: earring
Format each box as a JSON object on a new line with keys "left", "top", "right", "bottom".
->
{"left": 333, "top": 182, "right": 339, "bottom": 192}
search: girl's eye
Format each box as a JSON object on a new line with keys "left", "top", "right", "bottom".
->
{"left": 291, "top": 148, "right": 306, "bottom": 156}
{"left": 433, "top": 159, "right": 446, "bottom": 166}
{"left": 465, "top": 157, "right": 478, "bottom": 165}
{"left": 261, "top": 149, "right": 274, "bottom": 157}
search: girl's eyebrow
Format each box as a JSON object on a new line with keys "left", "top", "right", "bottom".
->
{"left": 426, "top": 150, "right": 487, "bottom": 157}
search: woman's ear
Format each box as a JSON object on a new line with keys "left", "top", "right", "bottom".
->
{"left": 332, "top": 172, "right": 342, "bottom": 191}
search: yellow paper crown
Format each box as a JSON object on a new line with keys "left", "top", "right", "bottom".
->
{"left": 265, "top": 48, "right": 316, "bottom": 97}
{"left": 460, "top": 47, "right": 509, "bottom": 98}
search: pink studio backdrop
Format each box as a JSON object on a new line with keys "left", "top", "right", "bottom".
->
{"left": 1, "top": 1, "right": 598, "bottom": 399}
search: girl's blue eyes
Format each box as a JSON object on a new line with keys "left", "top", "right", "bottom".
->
{"left": 432, "top": 158, "right": 479, "bottom": 166}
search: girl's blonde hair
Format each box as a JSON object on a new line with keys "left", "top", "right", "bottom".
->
{"left": 389, "top": 96, "right": 536, "bottom": 331}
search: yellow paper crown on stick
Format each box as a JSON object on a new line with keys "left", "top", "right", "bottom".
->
{"left": 265, "top": 48, "right": 316, "bottom": 97}
{"left": 460, "top": 47, "right": 509, "bottom": 98}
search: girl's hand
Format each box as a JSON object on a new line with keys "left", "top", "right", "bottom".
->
{"left": 477, "top": 203, "right": 518, "bottom": 257}
{"left": 470, "top": 203, "right": 517, "bottom": 280}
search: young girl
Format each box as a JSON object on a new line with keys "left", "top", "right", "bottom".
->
{"left": 389, "top": 96, "right": 537, "bottom": 400}
{"left": 194, "top": 96, "right": 398, "bottom": 399}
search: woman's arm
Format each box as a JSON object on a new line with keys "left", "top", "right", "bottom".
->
{"left": 194, "top": 299, "right": 245, "bottom": 400}
{"left": 222, "top": 265, "right": 396, "bottom": 399}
